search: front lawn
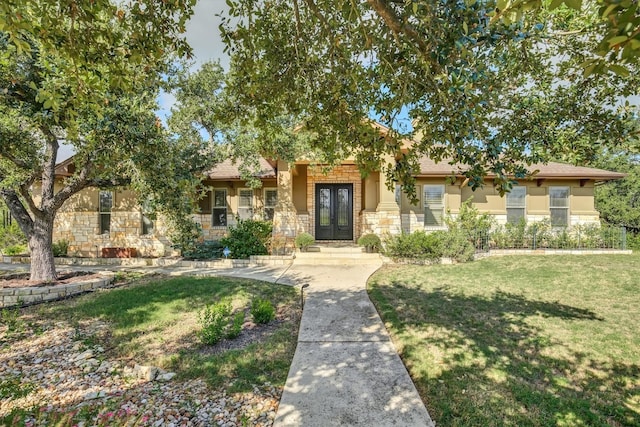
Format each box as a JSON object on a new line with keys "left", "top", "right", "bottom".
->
{"left": 368, "top": 255, "right": 640, "bottom": 427}
{"left": 1, "top": 275, "right": 300, "bottom": 425}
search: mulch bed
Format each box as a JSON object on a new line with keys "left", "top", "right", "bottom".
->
{"left": 0, "top": 271, "right": 101, "bottom": 288}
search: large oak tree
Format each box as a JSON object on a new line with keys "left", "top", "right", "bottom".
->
{"left": 0, "top": 0, "right": 208, "bottom": 281}
{"left": 221, "top": 0, "right": 639, "bottom": 197}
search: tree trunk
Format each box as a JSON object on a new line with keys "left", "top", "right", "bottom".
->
{"left": 28, "top": 216, "right": 57, "bottom": 281}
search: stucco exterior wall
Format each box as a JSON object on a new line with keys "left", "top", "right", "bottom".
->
{"left": 49, "top": 166, "right": 605, "bottom": 255}
{"left": 397, "top": 178, "right": 601, "bottom": 233}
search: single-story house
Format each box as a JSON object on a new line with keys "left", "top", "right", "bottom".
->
{"left": 51, "top": 145, "right": 625, "bottom": 257}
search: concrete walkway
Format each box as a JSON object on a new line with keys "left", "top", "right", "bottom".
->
{"left": 273, "top": 262, "right": 434, "bottom": 427}
{"left": 1, "top": 259, "right": 434, "bottom": 425}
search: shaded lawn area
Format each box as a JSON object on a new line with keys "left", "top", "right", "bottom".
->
{"left": 368, "top": 255, "right": 640, "bottom": 427}
{"left": 27, "top": 275, "right": 300, "bottom": 391}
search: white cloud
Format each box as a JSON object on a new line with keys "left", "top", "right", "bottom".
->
{"left": 185, "top": 0, "right": 231, "bottom": 69}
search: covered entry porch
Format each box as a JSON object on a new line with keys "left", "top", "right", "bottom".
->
{"left": 271, "top": 160, "right": 402, "bottom": 242}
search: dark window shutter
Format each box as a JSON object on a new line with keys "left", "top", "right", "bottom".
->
{"left": 198, "top": 190, "right": 212, "bottom": 214}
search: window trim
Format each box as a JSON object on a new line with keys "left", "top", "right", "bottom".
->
{"left": 263, "top": 188, "right": 278, "bottom": 221}
{"left": 237, "top": 188, "right": 254, "bottom": 221}
{"left": 549, "top": 186, "right": 570, "bottom": 228}
{"left": 423, "top": 184, "right": 445, "bottom": 228}
{"left": 506, "top": 186, "right": 527, "bottom": 224}
{"left": 212, "top": 188, "right": 228, "bottom": 227}
{"left": 98, "top": 190, "right": 113, "bottom": 235}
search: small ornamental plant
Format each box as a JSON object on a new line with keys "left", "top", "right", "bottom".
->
{"left": 357, "top": 233, "right": 381, "bottom": 252}
{"left": 294, "top": 232, "right": 314, "bottom": 251}
{"left": 251, "top": 298, "right": 276, "bottom": 324}
{"left": 198, "top": 300, "right": 244, "bottom": 345}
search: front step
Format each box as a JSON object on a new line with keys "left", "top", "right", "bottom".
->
{"left": 305, "top": 245, "right": 366, "bottom": 254}
{"left": 294, "top": 250, "right": 382, "bottom": 265}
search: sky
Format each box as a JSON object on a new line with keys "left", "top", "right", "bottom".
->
{"left": 156, "top": 1, "right": 231, "bottom": 122}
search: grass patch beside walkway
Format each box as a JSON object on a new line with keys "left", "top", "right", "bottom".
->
{"left": 368, "top": 255, "right": 640, "bottom": 427}
{"left": 41, "top": 275, "right": 300, "bottom": 391}
{"left": 1, "top": 275, "right": 300, "bottom": 425}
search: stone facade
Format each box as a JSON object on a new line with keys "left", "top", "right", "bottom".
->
{"left": 306, "top": 165, "right": 362, "bottom": 241}
{"left": 53, "top": 211, "right": 175, "bottom": 258}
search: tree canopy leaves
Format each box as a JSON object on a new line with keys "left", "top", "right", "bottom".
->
{"left": 221, "top": 0, "right": 640, "bottom": 196}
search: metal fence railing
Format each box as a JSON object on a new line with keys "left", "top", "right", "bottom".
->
{"left": 470, "top": 225, "right": 628, "bottom": 253}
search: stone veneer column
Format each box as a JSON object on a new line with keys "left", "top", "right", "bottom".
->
{"left": 375, "top": 160, "right": 401, "bottom": 236}
{"left": 273, "top": 159, "right": 298, "bottom": 237}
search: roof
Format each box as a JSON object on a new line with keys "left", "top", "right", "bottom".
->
{"left": 54, "top": 157, "right": 76, "bottom": 177}
{"left": 205, "top": 158, "right": 277, "bottom": 180}
{"left": 416, "top": 156, "right": 625, "bottom": 181}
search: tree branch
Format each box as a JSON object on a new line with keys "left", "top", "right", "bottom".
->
{"left": 302, "top": 0, "right": 330, "bottom": 28}
{"left": 0, "top": 151, "right": 32, "bottom": 170}
{"left": 49, "top": 160, "right": 92, "bottom": 212}
{"left": 366, "top": 0, "right": 429, "bottom": 53}
{"left": 39, "top": 125, "right": 59, "bottom": 209}
{"left": 0, "top": 189, "right": 34, "bottom": 235}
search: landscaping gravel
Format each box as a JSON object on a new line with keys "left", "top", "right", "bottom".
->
{"left": 0, "top": 319, "right": 280, "bottom": 426}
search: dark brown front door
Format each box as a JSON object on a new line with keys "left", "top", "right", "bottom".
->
{"left": 315, "top": 184, "right": 353, "bottom": 240}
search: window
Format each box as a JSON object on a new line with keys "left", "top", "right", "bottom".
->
{"left": 264, "top": 188, "right": 277, "bottom": 221}
{"left": 506, "top": 186, "right": 526, "bottom": 224}
{"left": 238, "top": 189, "right": 253, "bottom": 220}
{"left": 99, "top": 191, "right": 113, "bottom": 234}
{"left": 212, "top": 189, "right": 227, "bottom": 227}
{"left": 141, "top": 200, "right": 155, "bottom": 235}
{"left": 550, "top": 187, "right": 569, "bottom": 227}
{"left": 424, "top": 185, "right": 445, "bottom": 227}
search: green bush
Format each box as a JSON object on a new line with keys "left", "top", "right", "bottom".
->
{"left": 52, "top": 239, "right": 69, "bottom": 257}
{"left": 383, "top": 231, "right": 442, "bottom": 261}
{"left": 294, "top": 232, "right": 315, "bottom": 250}
{"left": 445, "top": 197, "right": 494, "bottom": 237}
{"left": 220, "top": 219, "right": 272, "bottom": 259}
{"left": 0, "top": 222, "right": 26, "bottom": 253}
{"left": 626, "top": 231, "right": 640, "bottom": 250}
{"left": 2, "top": 245, "right": 26, "bottom": 256}
{"left": 227, "top": 311, "right": 245, "bottom": 339}
{"left": 357, "top": 233, "right": 381, "bottom": 251}
{"left": 251, "top": 298, "right": 276, "bottom": 324}
{"left": 182, "top": 240, "right": 224, "bottom": 260}
{"left": 436, "top": 230, "right": 476, "bottom": 262}
{"left": 198, "top": 300, "right": 244, "bottom": 345}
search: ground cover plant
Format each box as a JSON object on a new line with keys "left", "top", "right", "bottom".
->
{"left": 368, "top": 255, "right": 640, "bottom": 427}
{"left": 0, "top": 275, "right": 300, "bottom": 425}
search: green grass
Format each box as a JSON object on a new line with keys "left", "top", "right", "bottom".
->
{"left": 368, "top": 254, "right": 640, "bottom": 427}
{"left": 30, "top": 275, "right": 300, "bottom": 391}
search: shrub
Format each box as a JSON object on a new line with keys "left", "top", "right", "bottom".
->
{"left": 198, "top": 300, "right": 244, "bottom": 345}
{"left": 2, "top": 245, "right": 26, "bottom": 256}
{"left": 52, "top": 240, "right": 69, "bottom": 257}
{"left": 383, "top": 231, "right": 442, "bottom": 261}
{"left": 227, "top": 311, "right": 245, "bottom": 339}
{"left": 220, "top": 220, "right": 272, "bottom": 259}
{"left": 0, "top": 222, "right": 26, "bottom": 253}
{"left": 436, "top": 230, "right": 475, "bottom": 262}
{"left": 627, "top": 232, "right": 640, "bottom": 250}
{"left": 445, "top": 197, "right": 494, "bottom": 237}
{"left": 251, "top": 298, "right": 276, "bottom": 324}
{"left": 182, "top": 240, "right": 224, "bottom": 260}
{"left": 294, "top": 232, "right": 314, "bottom": 250}
{"left": 357, "top": 233, "right": 381, "bottom": 251}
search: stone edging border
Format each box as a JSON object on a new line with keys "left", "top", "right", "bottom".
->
{"left": 0, "top": 274, "right": 115, "bottom": 308}
{"left": 1, "top": 255, "right": 295, "bottom": 268}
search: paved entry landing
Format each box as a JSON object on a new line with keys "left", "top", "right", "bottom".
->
{"left": 274, "top": 262, "right": 434, "bottom": 426}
